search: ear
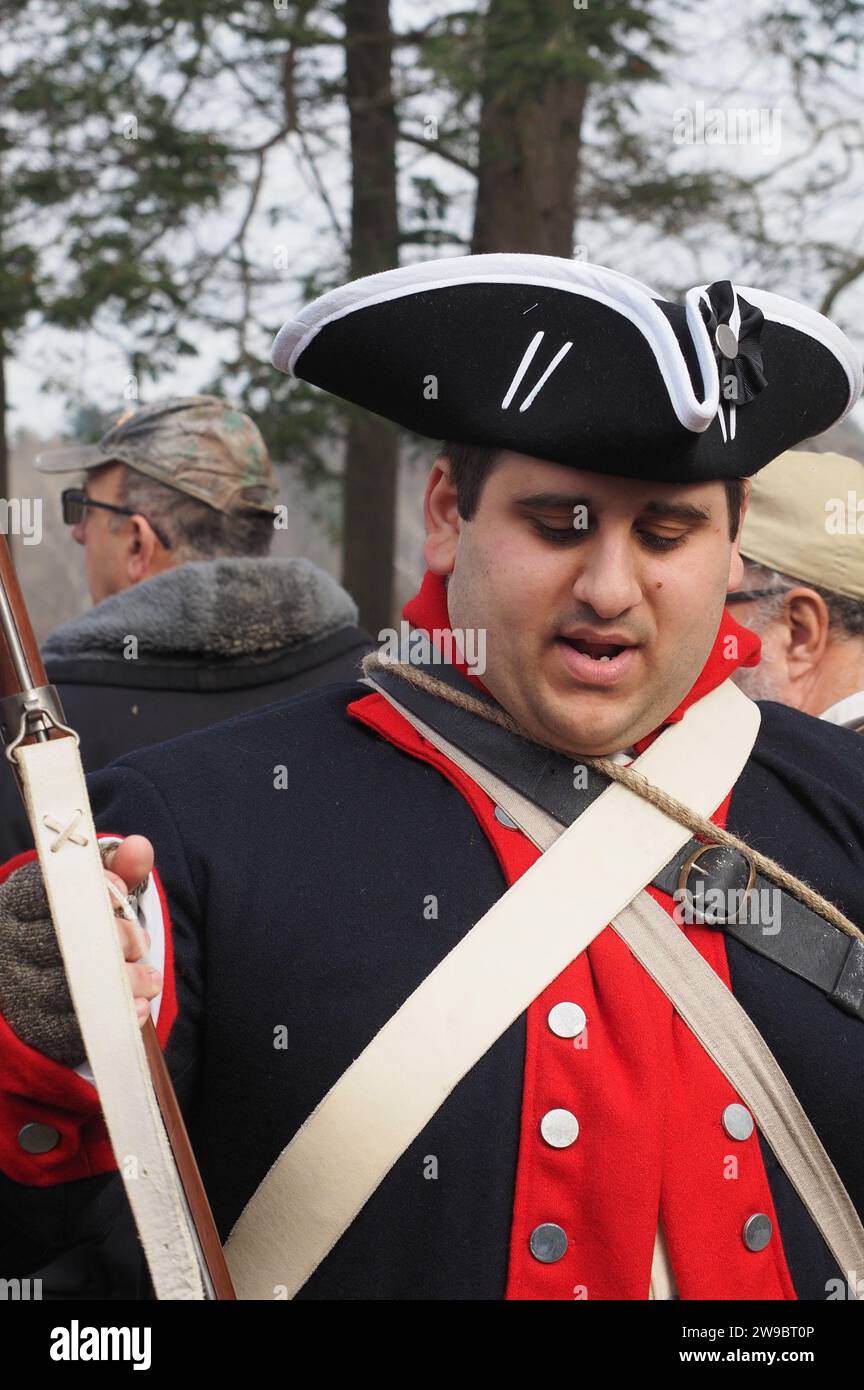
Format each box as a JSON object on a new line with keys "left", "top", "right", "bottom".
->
{"left": 423, "top": 461, "right": 461, "bottom": 576}
{"left": 779, "top": 588, "right": 831, "bottom": 679}
{"left": 125, "top": 515, "right": 162, "bottom": 585}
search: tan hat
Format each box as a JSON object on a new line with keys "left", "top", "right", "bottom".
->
{"left": 35, "top": 395, "right": 277, "bottom": 516}
{"left": 740, "top": 449, "right": 864, "bottom": 601}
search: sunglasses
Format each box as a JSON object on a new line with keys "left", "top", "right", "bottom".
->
{"left": 61, "top": 488, "right": 173, "bottom": 550}
{"left": 726, "top": 587, "right": 788, "bottom": 603}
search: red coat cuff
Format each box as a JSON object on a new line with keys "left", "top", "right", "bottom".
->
{"left": 0, "top": 838, "right": 175, "bottom": 1186}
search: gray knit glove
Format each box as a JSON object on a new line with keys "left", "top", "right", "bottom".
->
{"left": 0, "top": 859, "right": 86, "bottom": 1068}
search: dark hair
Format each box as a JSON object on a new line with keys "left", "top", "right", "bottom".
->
{"left": 438, "top": 441, "right": 746, "bottom": 541}
{"left": 108, "top": 466, "right": 275, "bottom": 560}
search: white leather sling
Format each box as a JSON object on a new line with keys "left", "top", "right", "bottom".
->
{"left": 14, "top": 738, "right": 206, "bottom": 1300}
{"left": 224, "top": 679, "right": 764, "bottom": 1299}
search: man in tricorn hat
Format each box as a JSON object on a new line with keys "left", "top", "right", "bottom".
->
{"left": 1, "top": 255, "right": 863, "bottom": 1301}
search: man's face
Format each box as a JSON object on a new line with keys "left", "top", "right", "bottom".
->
{"left": 425, "top": 452, "right": 745, "bottom": 757}
{"left": 725, "top": 586, "right": 789, "bottom": 704}
{"left": 70, "top": 462, "right": 134, "bottom": 604}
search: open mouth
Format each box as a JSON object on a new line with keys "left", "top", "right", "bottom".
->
{"left": 554, "top": 633, "right": 640, "bottom": 686}
{"left": 559, "top": 638, "right": 628, "bottom": 663}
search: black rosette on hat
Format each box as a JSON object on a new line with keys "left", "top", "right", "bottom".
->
{"left": 698, "top": 280, "right": 768, "bottom": 443}
{"left": 272, "top": 254, "right": 861, "bottom": 483}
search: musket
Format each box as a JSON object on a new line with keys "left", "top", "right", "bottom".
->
{"left": 0, "top": 534, "right": 234, "bottom": 1300}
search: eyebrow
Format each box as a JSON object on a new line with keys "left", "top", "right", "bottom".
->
{"left": 513, "top": 492, "right": 712, "bottom": 525}
{"left": 641, "top": 499, "right": 712, "bottom": 525}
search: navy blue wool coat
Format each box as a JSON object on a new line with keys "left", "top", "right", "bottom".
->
{"left": 1, "top": 684, "right": 863, "bottom": 1299}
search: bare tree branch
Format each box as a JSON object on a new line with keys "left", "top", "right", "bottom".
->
{"left": 292, "top": 123, "right": 349, "bottom": 253}
{"left": 819, "top": 256, "right": 864, "bottom": 316}
{"left": 398, "top": 127, "right": 476, "bottom": 175}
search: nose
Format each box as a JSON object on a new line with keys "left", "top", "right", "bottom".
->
{"left": 570, "top": 529, "right": 643, "bottom": 620}
{"left": 70, "top": 519, "right": 86, "bottom": 546}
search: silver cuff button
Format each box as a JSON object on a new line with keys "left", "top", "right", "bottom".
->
{"left": 18, "top": 1123, "right": 60, "bottom": 1154}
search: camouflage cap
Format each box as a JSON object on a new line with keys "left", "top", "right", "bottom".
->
{"left": 35, "top": 395, "right": 277, "bottom": 515}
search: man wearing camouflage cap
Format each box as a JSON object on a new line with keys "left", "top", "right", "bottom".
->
{"left": 0, "top": 394, "right": 371, "bottom": 812}
{"left": 0, "top": 394, "right": 371, "bottom": 1293}
{"left": 36, "top": 394, "right": 282, "bottom": 604}
{"left": 0, "top": 392, "right": 371, "bottom": 817}
{"left": 728, "top": 450, "right": 864, "bottom": 732}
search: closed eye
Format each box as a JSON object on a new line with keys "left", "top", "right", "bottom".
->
{"left": 637, "top": 531, "right": 688, "bottom": 552}
{"left": 531, "top": 521, "right": 584, "bottom": 544}
{"left": 532, "top": 520, "right": 688, "bottom": 552}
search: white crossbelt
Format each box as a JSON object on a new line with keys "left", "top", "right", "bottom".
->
{"left": 14, "top": 738, "right": 206, "bottom": 1300}
{"left": 224, "top": 680, "right": 763, "bottom": 1299}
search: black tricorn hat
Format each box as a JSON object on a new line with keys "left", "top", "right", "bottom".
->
{"left": 272, "top": 254, "right": 862, "bottom": 482}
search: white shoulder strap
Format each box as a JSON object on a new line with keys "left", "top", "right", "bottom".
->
{"left": 15, "top": 737, "right": 206, "bottom": 1300}
{"left": 225, "top": 680, "right": 759, "bottom": 1299}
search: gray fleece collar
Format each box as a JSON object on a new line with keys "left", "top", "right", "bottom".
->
{"left": 42, "top": 557, "right": 359, "bottom": 664}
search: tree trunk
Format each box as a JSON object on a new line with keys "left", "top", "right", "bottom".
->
{"left": 0, "top": 345, "right": 8, "bottom": 503}
{"left": 472, "top": 0, "right": 588, "bottom": 257}
{"left": 341, "top": 0, "right": 400, "bottom": 633}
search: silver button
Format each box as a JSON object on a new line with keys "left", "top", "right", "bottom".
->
{"left": 494, "top": 805, "right": 519, "bottom": 829}
{"left": 547, "top": 1002, "right": 586, "bottom": 1039}
{"left": 743, "top": 1213, "right": 772, "bottom": 1252}
{"left": 540, "top": 1108, "right": 580, "bottom": 1148}
{"left": 18, "top": 1123, "right": 60, "bottom": 1154}
{"left": 722, "top": 1103, "right": 754, "bottom": 1141}
{"left": 715, "top": 324, "right": 739, "bottom": 358}
{"left": 529, "top": 1223, "right": 568, "bottom": 1263}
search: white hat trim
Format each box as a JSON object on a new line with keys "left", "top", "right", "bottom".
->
{"left": 274, "top": 261, "right": 721, "bottom": 436}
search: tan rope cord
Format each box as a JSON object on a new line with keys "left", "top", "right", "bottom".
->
{"left": 362, "top": 651, "right": 863, "bottom": 944}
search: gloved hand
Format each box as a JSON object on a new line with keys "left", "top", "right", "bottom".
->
{"left": 0, "top": 838, "right": 160, "bottom": 1067}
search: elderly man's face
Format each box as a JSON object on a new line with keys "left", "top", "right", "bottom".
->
{"left": 69, "top": 463, "right": 134, "bottom": 604}
{"left": 424, "top": 452, "right": 745, "bottom": 757}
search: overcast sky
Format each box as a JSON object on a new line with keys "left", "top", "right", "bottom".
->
{"left": 8, "top": 0, "right": 864, "bottom": 444}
